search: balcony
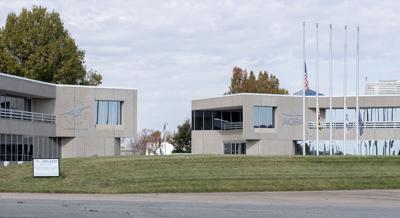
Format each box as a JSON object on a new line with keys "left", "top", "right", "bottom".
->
{"left": 308, "top": 121, "right": 400, "bottom": 129}
{"left": 192, "top": 108, "right": 243, "bottom": 131}
{"left": 223, "top": 121, "right": 243, "bottom": 130}
{"left": 0, "top": 108, "right": 55, "bottom": 124}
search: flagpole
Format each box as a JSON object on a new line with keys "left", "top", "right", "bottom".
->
{"left": 302, "top": 22, "right": 306, "bottom": 156}
{"left": 343, "top": 25, "right": 348, "bottom": 155}
{"left": 356, "top": 26, "right": 360, "bottom": 155}
{"left": 329, "top": 24, "right": 333, "bottom": 156}
{"left": 315, "top": 23, "right": 320, "bottom": 156}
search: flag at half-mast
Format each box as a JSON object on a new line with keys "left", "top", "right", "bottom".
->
{"left": 304, "top": 61, "right": 309, "bottom": 90}
{"left": 358, "top": 111, "right": 364, "bottom": 136}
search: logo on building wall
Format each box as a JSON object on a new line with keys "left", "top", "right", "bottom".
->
{"left": 61, "top": 106, "right": 89, "bottom": 118}
{"left": 282, "top": 112, "right": 302, "bottom": 126}
{"left": 60, "top": 105, "right": 90, "bottom": 131}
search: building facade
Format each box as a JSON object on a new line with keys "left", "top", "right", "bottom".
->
{"left": 0, "top": 73, "right": 137, "bottom": 165}
{"left": 365, "top": 80, "right": 400, "bottom": 95}
{"left": 192, "top": 93, "right": 400, "bottom": 156}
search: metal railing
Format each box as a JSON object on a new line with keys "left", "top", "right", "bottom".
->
{"left": 223, "top": 122, "right": 243, "bottom": 130}
{"left": 308, "top": 121, "right": 400, "bottom": 129}
{"left": 0, "top": 108, "right": 55, "bottom": 124}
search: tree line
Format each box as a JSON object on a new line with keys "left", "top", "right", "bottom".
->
{"left": 226, "top": 66, "right": 288, "bottom": 95}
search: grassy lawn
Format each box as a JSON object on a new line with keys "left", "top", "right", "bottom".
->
{"left": 0, "top": 155, "right": 399, "bottom": 193}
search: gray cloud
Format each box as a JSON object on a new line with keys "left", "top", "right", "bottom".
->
{"left": 1, "top": 0, "right": 400, "bottom": 130}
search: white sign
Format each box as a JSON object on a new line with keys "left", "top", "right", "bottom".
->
{"left": 33, "top": 159, "right": 60, "bottom": 177}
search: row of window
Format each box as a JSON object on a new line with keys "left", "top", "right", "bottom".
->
{"left": 194, "top": 106, "right": 400, "bottom": 131}
{"left": 192, "top": 110, "right": 242, "bottom": 130}
{"left": 325, "top": 107, "right": 400, "bottom": 123}
{"left": 295, "top": 140, "right": 400, "bottom": 156}
{"left": 0, "top": 98, "right": 123, "bottom": 126}
{"left": 192, "top": 106, "right": 276, "bottom": 130}
{"left": 0, "top": 134, "right": 60, "bottom": 161}
{"left": 0, "top": 95, "right": 31, "bottom": 111}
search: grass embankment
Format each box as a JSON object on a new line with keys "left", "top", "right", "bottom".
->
{"left": 0, "top": 155, "right": 399, "bottom": 193}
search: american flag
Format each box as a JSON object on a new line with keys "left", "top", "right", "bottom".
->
{"left": 304, "top": 61, "right": 309, "bottom": 90}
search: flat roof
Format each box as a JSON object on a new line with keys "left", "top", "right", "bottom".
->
{"left": 0, "top": 72, "right": 137, "bottom": 91}
{"left": 193, "top": 92, "right": 400, "bottom": 101}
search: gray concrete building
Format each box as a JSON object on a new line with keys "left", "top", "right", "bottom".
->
{"left": 192, "top": 93, "right": 400, "bottom": 155}
{"left": 0, "top": 73, "right": 137, "bottom": 164}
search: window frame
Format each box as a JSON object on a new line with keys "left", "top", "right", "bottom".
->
{"left": 253, "top": 106, "right": 275, "bottom": 129}
{"left": 95, "top": 100, "right": 123, "bottom": 126}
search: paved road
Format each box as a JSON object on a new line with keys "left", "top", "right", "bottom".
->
{"left": 0, "top": 190, "right": 399, "bottom": 218}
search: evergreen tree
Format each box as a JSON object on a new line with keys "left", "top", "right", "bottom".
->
{"left": 172, "top": 119, "right": 191, "bottom": 153}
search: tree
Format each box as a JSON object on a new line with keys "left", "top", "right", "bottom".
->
{"left": 245, "top": 71, "right": 257, "bottom": 93}
{"left": 132, "top": 129, "right": 162, "bottom": 155}
{"left": 0, "top": 6, "right": 102, "bottom": 85}
{"left": 132, "top": 129, "right": 151, "bottom": 154}
{"left": 226, "top": 66, "right": 288, "bottom": 95}
{"left": 226, "top": 66, "right": 246, "bottom": 94}
{"left": 172, "top": 119, "right": 191, "bottom": 153}
{"left": 257, "top": 71, "right": 269, "bottom": 93}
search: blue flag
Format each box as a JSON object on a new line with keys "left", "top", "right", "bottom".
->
{"left": 358, "top": 111, "right": 364, "bottom": 136}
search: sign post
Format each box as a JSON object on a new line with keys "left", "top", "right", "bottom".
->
{"left": 33, "top": 159, "right": 60, "bottom": 177}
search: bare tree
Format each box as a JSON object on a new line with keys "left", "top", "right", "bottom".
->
{"left": 132, "top": 129, "right": 161, "bottom": 155}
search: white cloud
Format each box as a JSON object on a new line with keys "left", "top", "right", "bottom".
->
{"left": 2, "top": 0, "right": 400, "bottom": 130}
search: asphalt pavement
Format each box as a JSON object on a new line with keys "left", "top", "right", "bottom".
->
{"left": 0, "top": 190, "right": 399, "bottom": 218}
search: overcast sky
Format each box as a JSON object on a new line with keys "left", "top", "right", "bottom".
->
{"left": 2, "top": 1, "right": 400, "bottom": 131}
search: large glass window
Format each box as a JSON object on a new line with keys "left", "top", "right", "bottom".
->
{"left": 192, "top": 109, "right": 243, "bottom": 130}
{"left": 194, "top": 111, "right": 204, "bottom": 130}
{"left": 326, "top": 107, "right": 400, "bottom": 123}
{"left": 295, "top": 140, "right": 400, "bottom": 156}
{"left": 253, "top": 106, "right": 275, "bottom": 128}
{"left": 0, "top": 95, "right": 31, "bottom": 111}
{"left": 204, "top": 111, "right": 213, "bottom": 130}
{"left": 213, "top": 112, "right": 222, "bottom": 130}
{"left": 96, "top": 100, "right": 122, "bottom": 125}
{"left": 0, "top": 134, "right": 60, "bottom": 161}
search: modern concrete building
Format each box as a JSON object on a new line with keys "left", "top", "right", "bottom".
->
{"left": 192, "top": 93, "right": 400, "bottom": 156}
{"left": 365, "top": 80, "right": 400, "bottom": 95}
{"left": 0, "top": 73, "right": 137, "bottom": 164}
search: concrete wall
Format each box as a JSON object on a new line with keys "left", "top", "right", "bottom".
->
{"left": 0, "top": 73, "right": 137, "bottom": 159}
{"left": 192, "top": 93, "right": 400, "bottom": 155}
{"left": 32, "top": 98, "right": 55, "bottom": 114}
{"left": 0, "top": 73, "right": 56, "bottom": 98}
{"left": 192, "top": 94, "right": 302, "bottom": 155}
{"left": 61, "top": 136, "right": 120, "bottom": 158}
{"left": 192, "top": 130, "right": 243, "bottom": 154}
{"left": 0, "top": 119, "right": 55, "bottom": 136}
{"left": 55, "top": 86, "right": 137, "bottom": 138}
{"left": 55, "top": 85, "right": 137, "bottom": 157}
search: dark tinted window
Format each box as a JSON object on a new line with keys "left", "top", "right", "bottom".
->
{"left": 213, "top": 112, "right": 222, "bottom": 130}
{"left": 204, "top": 111, "right": 213, "bottom": 130}
{"left": 194, "top": 111, "right": 203, "bottom": 130}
